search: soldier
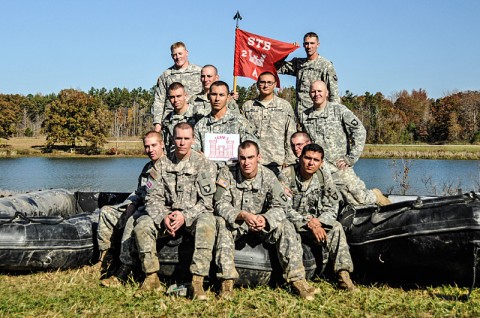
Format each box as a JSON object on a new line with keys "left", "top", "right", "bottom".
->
{"left": 290, "top": 131, "right": 312, "bottom": 158}
{"left": 282, "top": 143, "right": 357, "bottom": 291}
{"left": 132, "top": 122, "right": 217, "bottom": 299}
{"left": 214, "top": 140, "right": 317, "bottom": 300}
{"left": 162, "top": 82, "right": 200, "bottom": 156}
{"left": 189, "top": 64, "right": 239, "bottom": 116}
{"left": 193, "top": 81, "right": 258, "bottom": 167}
{"left": 96, "top": 131, "right": 164, "bottom": 274}
{"left": 152, "top": 42, "right": 202, "bottom": 131}
{"left": 241, "top": 72, "right": 297, "bottom": 176}
{"left": 276, "top": 32, "right": 340, "bottom": 122}
{"left": 301, "top": 80, "right": 391, "bottom": 206}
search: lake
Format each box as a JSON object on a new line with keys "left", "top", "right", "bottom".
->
{"left": 0, "top": 157, "right": 478, "bottom": 195}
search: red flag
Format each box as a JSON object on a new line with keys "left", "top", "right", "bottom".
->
{"left": 233, "top": 29, "right": 298, "bottom": 87}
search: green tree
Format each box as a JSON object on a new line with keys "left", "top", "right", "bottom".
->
{"left": 42, "top": 89, "right": 111, "bottom": 149}
{"left": 0, "top": 94, "right": 24, "bottom": 139}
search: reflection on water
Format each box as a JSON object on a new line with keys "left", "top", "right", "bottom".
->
{"left": 0, "top": 157, "right": 479, "bottom": 195}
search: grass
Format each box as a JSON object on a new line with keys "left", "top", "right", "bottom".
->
{"left": 1, "top": 265, "right": 480, "bottom": 317}
{"left": 364, "top": 144, "right": 480, "bottom": 160}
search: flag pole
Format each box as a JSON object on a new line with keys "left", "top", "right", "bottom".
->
{"left": 233, "top": 11, "right": 242, "bottom": 94}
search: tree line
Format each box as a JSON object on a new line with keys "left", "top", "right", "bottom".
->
{"left": 1, "top": 86, "right": 479, "bottom": 149}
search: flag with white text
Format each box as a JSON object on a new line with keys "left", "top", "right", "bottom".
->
{"left": 233, "top": 29, "right": 298, "bottom": 87}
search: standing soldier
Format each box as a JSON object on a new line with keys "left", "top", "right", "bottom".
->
{"left": 152, "top": 42, "right": 202, "bottom": 131}
{"left": 242, "top": 71, "right": 297, "bottom": 176}
{"left": 162, "top": 82, "right": 200, "bottom": 157}
{"left": 193, "top": 81, "right": 258, "bottom": 167}
{"left": 97, "top": 131, "right": 164, "bottom": 276}
{"left": 133, "top": 123, "right": 217, "bottom": 299}
{"left": 302, "top": 80, "right": 391, "bottom": 206}
{"left": 276, "top": 32, "right": 340, "bottom": 122}
{"left": 283, "top": 143, "right": 357, "bottom": 291}
{"left": 214, "top": 140, "right": 317, "bottom": 300}
{"left": 189, "top": 64, "right": 239, "bottom": 116}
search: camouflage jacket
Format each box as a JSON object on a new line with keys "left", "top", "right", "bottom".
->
{"left": 282, "top": 164, "right": 339, "bottom": 231}
{"left": 152, "top": 63, "right": 202, "bottom": 124}
{"left": 189, "top": 92, "right": 240, "bottom": 117}
{"left": 162, "top": 105, "right": 201, "bottom": 156}
{"left": 242, "top": 95, "right": 297, "bottom": 167}
{"left": 301, "top": 102, "right": 366, "bottom": 167}
{"left": 193, "top": 108, "right": 259, "bottom": 164}
{"left": 214, "top": 165, "right": 289, "bottom": 234}
{"left": 277, "top": 55, "right": 340, "bottom": 115}
{"left": 124, "top": 160, "right": 161, "bottom": 208}
{"left": 145, "top": 151, "right": 217, "bottom": 228}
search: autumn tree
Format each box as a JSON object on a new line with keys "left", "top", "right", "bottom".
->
{"left": 0, "top": 94, "right": 24, "bottom": 139}
{"left": 393, "top": 89, "right": 432, "bottom": 142}
{"left": 42, "top": 89, "right": 111, "bottom": 149}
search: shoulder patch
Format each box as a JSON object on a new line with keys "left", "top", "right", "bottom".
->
{"left": 216, "top": 177, "right": 229, "bottom": 189}
{"left": 351, "top": 119, "right": 358, "bottom": 126}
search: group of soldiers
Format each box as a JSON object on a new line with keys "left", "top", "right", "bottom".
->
{"left": 95, "top": 32, "right": 392, "bottom": 301}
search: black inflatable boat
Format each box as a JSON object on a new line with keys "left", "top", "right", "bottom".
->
{"left": 339, "top": 192, "right": 480, "bottom": 286}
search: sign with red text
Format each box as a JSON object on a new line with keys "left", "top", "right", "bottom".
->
{"left": 204, "top": 133, "right": 240, "bottom": 161}
{"left": 233, "top": 28, "right": 298, "bottom": 87}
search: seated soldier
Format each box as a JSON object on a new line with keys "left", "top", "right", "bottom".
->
{"left": 214, "top": 140, "right": 317, "bottom": 300}
{"left": 133, "top": 122, "right": 217, "bottom": 299}
{"left": 282, "top": 144, "right": 357, "bottom": 291}
{"left": 96, "top": 131, "right": 164, "bottom": 274}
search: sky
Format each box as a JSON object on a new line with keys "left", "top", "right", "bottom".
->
{"left": 1, "top": 0, "right": 479, "bottom": 100}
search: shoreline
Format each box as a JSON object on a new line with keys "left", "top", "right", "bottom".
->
{"left": 1, "top": 137, "right": 479, "bottom": 160}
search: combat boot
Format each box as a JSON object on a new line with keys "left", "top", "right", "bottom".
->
{"left": 337, "top": 270, "right": 358, "bottom": 292}
{"left": 219, "top": 279, "right": 234, "bottom": 300}
{"left": 100, "top": 264, "right": 132, "bottom": 288}
{"left": 372, "top": 188, "right": 391, "bottom": 206}
{"left": 191, "top": 275, "right": 207, "bottom": 301}
{"left": 134, "top": 273, "right": 164, "bottom": 298}
{"left": 291, "top": 279, "right": 315, "bottom": 301}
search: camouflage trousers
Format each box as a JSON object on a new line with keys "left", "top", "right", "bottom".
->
{"left": 133, "top": 213, "right": 216, "bottom": 275}
{"left": 299, "top": 221, "right": 354, "bottom": 273}
{"left": 327, "top": 163, "right": 376, "bottom": 206}
{"left": 97, "top": 204, "right": 130, "bottom": 252}
{"left": 215, "top": 216, "right": 306, "bottom": 282}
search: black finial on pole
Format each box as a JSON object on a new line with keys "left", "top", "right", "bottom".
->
{"left": 233, "top": 10, "right": 242, "bottom": 29}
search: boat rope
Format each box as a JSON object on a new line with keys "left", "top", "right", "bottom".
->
{"left": 0, "top": 211, "right": 65, "bottom": 225}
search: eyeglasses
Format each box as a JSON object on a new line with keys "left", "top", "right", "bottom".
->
{"left": 258, "top": 81, "right": 275, "bottom": 87}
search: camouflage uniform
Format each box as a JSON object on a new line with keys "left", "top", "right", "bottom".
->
{"left": 152, "top": 64, "right": 202, "bottom": 124}
{"left": 189, "top": 92, "right": 240, "bottom": 117}
{"left": 282, "top": 164, "right": 353, "bottom": 273}
{"left": 97, "top": 161, "right": 158, "bottom": 252}
{"left": 162, "top": 105, "right": 200, "bottom": 157}
{"left": 193, "top": 108, "right": 259, "bottom": 167}
{"left": 214, "top": 165, "right": 306, "bottom": 282}
{"left": 242, "top": 95, "right": 297, "bottom": 169}
{"left": 135, "top": 151, "right": 217, "bottom": 275}
{"left": 301, "top": 102, "right": 376, "bottom": 206}
{"left": 277, "top": 56, "right": 340, "bottom": 121}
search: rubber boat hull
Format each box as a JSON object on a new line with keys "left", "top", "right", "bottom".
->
{"left": 339, "top": 192, "right": 480, "bottom": 286}
{"left": 0, "top": 190, "right": 319, "bottom": 286}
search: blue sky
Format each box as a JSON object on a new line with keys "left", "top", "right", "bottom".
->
{"left": 1, "top": 0, "right": 479, "bottom": 99}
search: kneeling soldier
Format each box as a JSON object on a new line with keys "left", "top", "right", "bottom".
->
{"left": 214, "top": 140, "right": 316, "bottom": 300}
{"left": 282, "top": 143, "right": 357, "bottom": 291}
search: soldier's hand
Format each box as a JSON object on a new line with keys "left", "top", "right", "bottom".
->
{"left": 154, "top": 123, "right": 162, "bottom": 132}
{"left": 168, "top": 211, "right": 185, "bottom": 235}
{"left": 307, "top": 218, "right": 327, "bottom": 243}
{"left": 253, "top": 215, "right": 267, "bottom": 231}
{"left": 240, "top": 211, "right": 259, "bottom": 230}
{"left": 229, "top": 91, "right": 239, "bottom": 101}
{"left": 336, "top": 159, "right": 349, "bottom": 171}
{"left": 163, "top": 216, "right": 175, "bottom": 236}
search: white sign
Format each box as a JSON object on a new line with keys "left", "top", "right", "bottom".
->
{"left": 204, "top": 133, "right": 240, "bottom": 161}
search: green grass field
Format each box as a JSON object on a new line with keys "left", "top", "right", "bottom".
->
{"left": 1, "top": 265, "right": 480, "bottom": 317}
